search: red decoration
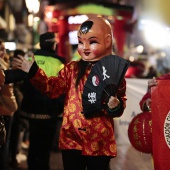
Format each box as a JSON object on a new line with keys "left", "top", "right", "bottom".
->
{"left": 57, "top": 18, "right": 69, "bottom": 58}
{"left": 113, "top": 18, "right": 126, "bottom": 56}
{"left": 128, "top": 111, "right": 152, "bottom": 154}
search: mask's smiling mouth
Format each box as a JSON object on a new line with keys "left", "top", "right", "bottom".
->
{"left": 84, "top": 52, "right": 90, "bottom": 56}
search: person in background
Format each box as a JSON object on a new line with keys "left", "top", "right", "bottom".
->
{"left": 139, "top": 73, "right": 170, "bottom": 111}
{"left": 0, "top": 68, "right": 5, "bottom": 148}
{"left": 145, "top": 66, "right": 157, "bottom": 79}
{"left": 12, "top": 17, "right": 127, "bottom": 170}
{"left": 0, "top": 39, "right": 18, "bottom": 170}
{"left": 125, "top": 61, "right": 145, "bottom": 78}
{"left": 8, "top": 49, "right": 29, "bottom": 170}
{"left": 140, "top": 66, "right": 158, "bottom": 111}
{"left": 19, "top": 32, "right": 65, "bottom": 170}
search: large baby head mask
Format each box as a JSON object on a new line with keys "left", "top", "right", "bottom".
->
{"left": 77, "top": 17, "right": 113, "bottom": 61}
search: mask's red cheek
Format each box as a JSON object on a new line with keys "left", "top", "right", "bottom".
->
{"left": 77, "top": 48, "right": 82, "bottom": 55}
{"left": 92, "top": 50, "right": 99, "bottom": 57}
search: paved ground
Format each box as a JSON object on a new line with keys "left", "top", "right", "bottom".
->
{"left": 14, "top": 144, "right": 153, "bottom": 170}
{"left": 14, "top": 149, "right": 63, "bottom": 170}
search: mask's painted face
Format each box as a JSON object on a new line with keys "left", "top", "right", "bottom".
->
{"left": 77, "top": 18, "right": 112, "bottom": 61}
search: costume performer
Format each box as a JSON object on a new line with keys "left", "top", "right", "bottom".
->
{"left": 12, "top": 17, "right": 127, "bottom": 170}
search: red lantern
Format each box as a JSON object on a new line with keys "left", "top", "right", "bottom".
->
{"left": 128, "top": 111, "right": 152, "bottom": 154}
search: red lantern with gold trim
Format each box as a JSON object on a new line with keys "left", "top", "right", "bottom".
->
{"left": 128, "top": 111, "right": 152, "bottom": 154}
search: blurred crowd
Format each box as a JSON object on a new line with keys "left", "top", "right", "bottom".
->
{"left": 0, "top": 39, "right": 29, "bottom": 170}
{"left": 0, "top": 32, "right": 65, "bottom": 170}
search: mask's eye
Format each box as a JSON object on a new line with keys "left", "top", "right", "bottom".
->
{"left": 78, "top": 40, "right": 83, "bottom": 44}
{"left": 90, "top": 40, "right": 98, "bottom": 44}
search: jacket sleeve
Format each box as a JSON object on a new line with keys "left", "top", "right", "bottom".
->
{"left": 29, "top": 61, "right": 68, "bottom": 99}
{"left": 4, "top": 69, "right": 27, "bottom": 84}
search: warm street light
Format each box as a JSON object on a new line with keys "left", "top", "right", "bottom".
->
{"left": 25, "top": 0, "right": 40, "bottom": 14}
{"left": 25, "top": 0, "right": 40, "bottom": 49}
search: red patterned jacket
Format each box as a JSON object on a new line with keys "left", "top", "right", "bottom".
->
{"left": 30, "top": 60, "right": 127, "bottom": 156}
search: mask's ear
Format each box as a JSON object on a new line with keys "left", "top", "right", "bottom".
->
{"left": 105, "top": 34, "right": 112, "bottom": 49}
